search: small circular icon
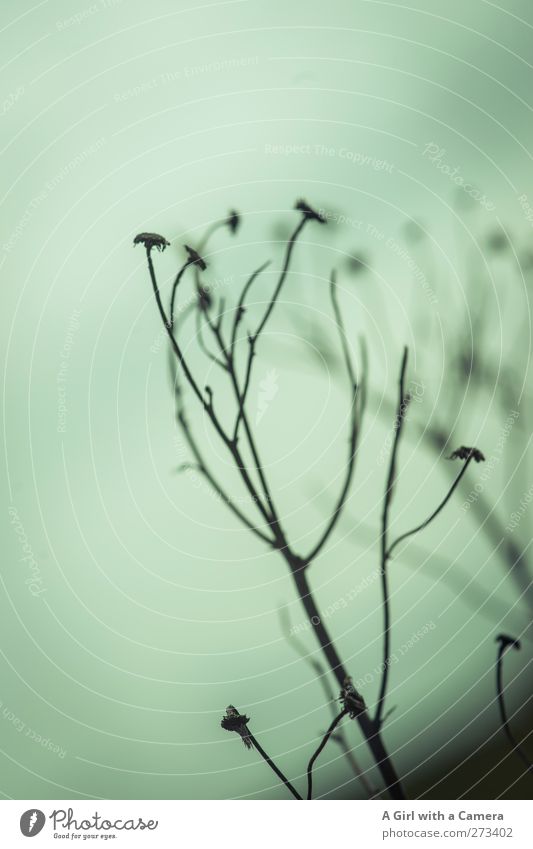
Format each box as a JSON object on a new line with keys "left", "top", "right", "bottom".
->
{"left": 20, "top": 810, "right": 46, "bottom": 837}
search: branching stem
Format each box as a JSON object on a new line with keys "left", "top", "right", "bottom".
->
{"left": 307, "top": 709, "right": 348, "bottom": 799}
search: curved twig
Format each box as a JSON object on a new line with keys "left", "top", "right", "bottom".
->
{"left": 306, "top": 272, "right": 366, "bottom": 563}
{"left": 279, "top": 606, "right": 378, "bottom": 797}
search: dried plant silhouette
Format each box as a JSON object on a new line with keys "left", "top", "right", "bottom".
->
{"left": 221, "top": 706, "right": 303, "bottom": 799}
{"left": 388, "top": 218, "right": 532, "bottom": 629}
{"left": 279, "top": 605, "right": 378, "bottom": 798}
{"left": 291, "top": 212, "right": 532, "bottom": 642}
{"left": 136, "top": 201, "right": 488, "bottom": 800}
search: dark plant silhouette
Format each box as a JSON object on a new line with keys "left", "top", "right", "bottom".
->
{"left": 279, "top": 606, "right": 378, "bottom": 797}
{"left": 495, "top": 634, "right": 533, "bottom": 776}
{"left": 136, "top": 200, "right": 484, "bottom": 800}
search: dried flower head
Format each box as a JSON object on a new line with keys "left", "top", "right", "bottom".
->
{"left": 133, "top": 233, "right": 170, "bottom": 253}
{"left": 346, "top": 252, "right": 367, "bottom": 274}
{"left": 496, "top": 633, "right": 521, "bottom": 652}
{"left": 227, "top": 210, "right": 240, "bottom": 234}
{"left": 221, "top": 705, "right": 253, "bottom": 749}
{"left": 448, "top": 446, "right": 485, "bottom": 463}
{"left": 197, "top": 285, "right": 212, "bottom": 312}
{"left": 339, "top": 676, "right": 366, "bottom": 717}
{"left": 520, "top": 250, "right": 533, "bottom": 272}
{"left": 185, "top": 245, "right": 207, "bottom": 270}
{"left": 294, "top": 199, "right": 326, "bottom": 224}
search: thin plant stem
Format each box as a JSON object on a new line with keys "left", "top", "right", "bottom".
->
{"left": 307, "top": 709, "right": 348, "bottom": 799}
{"left": 306, "top": 273, "right": 366, "bottom": 562}
{"left": 152, "top": 250, "right": 276, "bottom": 529}
{"left": 387, "top": 457, "right": 473, "bottom": 559}
{"left": 230, "top": 261, "right": 272, "bottom": 355}
{"left": 374, "top": 347, "right": 409, "bottom": 729}
{"left": 143, "top": 209, "right": 406, "bottom": 800}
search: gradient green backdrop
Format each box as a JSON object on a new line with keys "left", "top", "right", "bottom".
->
{"left": 1, "top": 0, "right": 532, "bottom": 799}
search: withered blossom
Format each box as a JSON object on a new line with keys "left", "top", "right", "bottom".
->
{"left": 486, "top": 230, "right": 509, "bottom": 253}
{"left": 227, "top": 210, "right": 240, "bottom": 234}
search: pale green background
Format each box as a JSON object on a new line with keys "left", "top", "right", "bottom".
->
{"left": 1, "top": 0, "right": 532, "bottom": 799}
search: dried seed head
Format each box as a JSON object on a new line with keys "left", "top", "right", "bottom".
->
{"left": 448, "top": 446, "right": 485, "bottom": 463}
{"left": 496, "top": 633, "right": 521, "bottom": 652}
{"left": 294, "top": 199, "right": 326, "bottom": 224}
{"left": 221, "top": 705, "right": 253, "bottom": 749}
{"left": 198, "top": 285, "right": 212, "bottom": 312}
{"left": 339, "top": 676, "right": 366, "bottom": 717}
{"left": 185, "top": 245, "right": 207, "bottom": 270}
{"left": 133, "top": 233, "right": 170, "bottom": 253}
